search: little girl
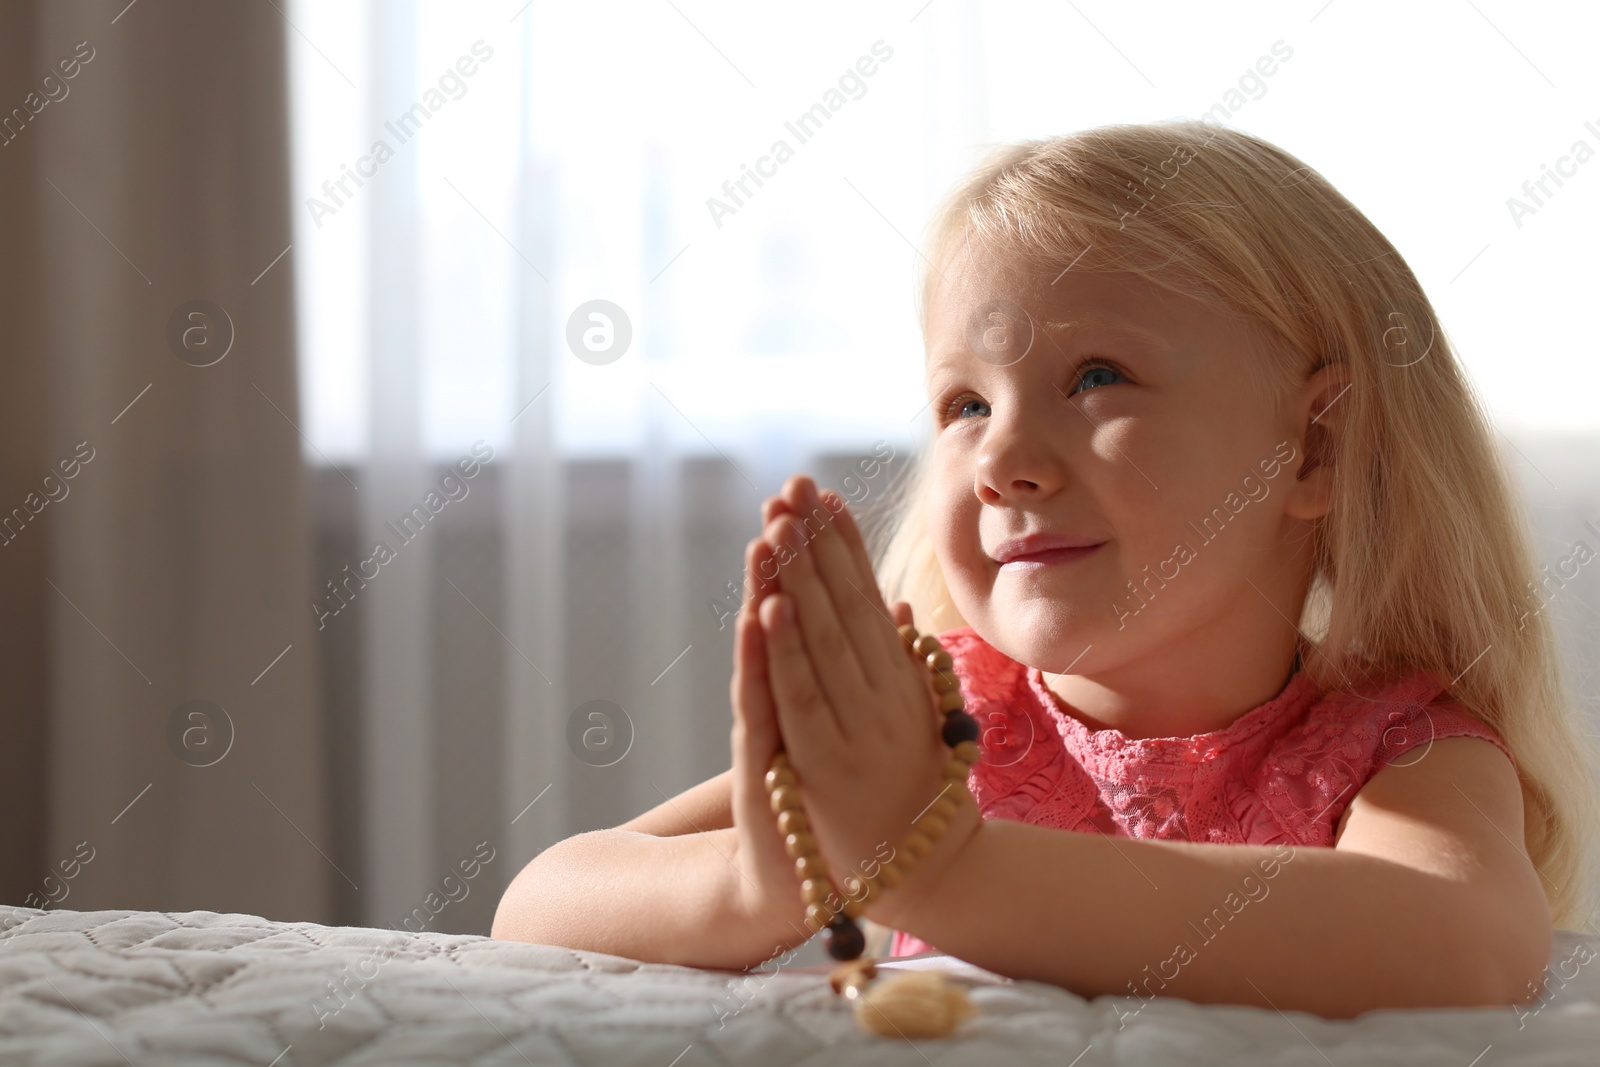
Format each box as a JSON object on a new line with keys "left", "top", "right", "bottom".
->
{"left": 494, "top": 120, "right": 1600, "bottom": 1018}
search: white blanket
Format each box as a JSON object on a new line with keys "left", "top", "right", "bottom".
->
{"left": 1, "top": 908, "right": 1596, "bottom": 1065}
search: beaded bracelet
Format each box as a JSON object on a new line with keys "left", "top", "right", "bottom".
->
{"left": 763, "top": 622, "right": 982, "bottom": 1038}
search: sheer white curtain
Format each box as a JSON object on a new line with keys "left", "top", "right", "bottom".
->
{"left": 288, "top": 0, "right": 993, "bottom": 929}
{"left": 287, "top": 0, "right": 1600, "bottom": 931}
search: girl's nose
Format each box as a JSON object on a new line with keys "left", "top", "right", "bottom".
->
{"left": 974, "top": 408, "right": 1065, "bottom": 504}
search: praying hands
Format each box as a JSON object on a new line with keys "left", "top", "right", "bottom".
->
{"left": 727, "top": 474, "right": 982, "bottom": 948}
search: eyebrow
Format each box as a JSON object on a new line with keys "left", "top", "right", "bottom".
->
{"left": 926, "top": 315, "right": 1169, "bottom": 378}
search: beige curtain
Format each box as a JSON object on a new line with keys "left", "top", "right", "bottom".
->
{"left": 0, "top": 0, "right": 49, "bottom": 911}
{"left": 0, "top": 0, "right": 332, "bottom": 920}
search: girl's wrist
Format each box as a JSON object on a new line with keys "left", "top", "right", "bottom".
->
{"left": 720, "top": 833, "right": 810, "bottom": 966}
{"left": 863, "top": 797, "right": 984, "bottom": 933}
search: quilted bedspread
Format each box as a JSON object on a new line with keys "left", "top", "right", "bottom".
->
{"left": 2, "top": 908, "right": 1598, "bottom": 1066}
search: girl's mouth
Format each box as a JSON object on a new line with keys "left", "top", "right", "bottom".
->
{"left": 998, "top": 543, "right": 1106, "bottom": 569}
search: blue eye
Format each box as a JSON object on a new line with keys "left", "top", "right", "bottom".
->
{"left": 1072, "top": 359, "right": 1127, "bottom": 394}
{"left": 934, "top": 390, "right": 993, "bottom": 424}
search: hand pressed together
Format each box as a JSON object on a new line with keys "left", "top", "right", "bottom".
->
{"left": 741, "top": 473, "right": 981, "bottom": 931}
{"left": 726, "top": 496, "right": 817, "bottom": 952}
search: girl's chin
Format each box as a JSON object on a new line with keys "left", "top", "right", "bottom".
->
{"left": 979, "top": 607, "right": 1100, "bottom": 650}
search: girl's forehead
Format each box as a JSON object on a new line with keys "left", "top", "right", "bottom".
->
{"left": 926, "top": 272, "right": 1194, "bottom": 346}
{"left": 927, "top": 312, "right": 1169, "bottom": 365}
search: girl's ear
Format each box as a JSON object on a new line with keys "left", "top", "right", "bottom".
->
{"left": 1284, "top": 362, "right": 1350, "bottom": 521}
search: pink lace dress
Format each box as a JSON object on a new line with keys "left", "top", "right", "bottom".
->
{"left": 888, "top": 626, "right": 1516, "bottom": 958}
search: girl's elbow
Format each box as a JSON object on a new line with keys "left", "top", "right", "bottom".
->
{"left": 490, "top": 837, "right": 583, "bottom": 944}
{"left": 1486, "top": 918, "right": 1553, "bottom": 1008}
{"left": 490, "top": 863, "right": 541, "bottom": 942}
{"left": 1457, "top": 890, "right": 1552, "bottom": 1008}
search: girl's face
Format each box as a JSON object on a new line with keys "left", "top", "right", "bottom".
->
{"left": 924, "top": 236, "right": 1340, "bottom": 728}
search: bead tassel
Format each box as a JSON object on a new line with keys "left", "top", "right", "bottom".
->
{"left": 765, "top": 621, "right": 982, "bottom": 1039}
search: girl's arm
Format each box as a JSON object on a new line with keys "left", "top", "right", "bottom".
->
{"left": 486, "top": 767, "right": 787, "bottom": 966}
{"left": 493, "top": 769, "right": 794, "bottom": 968}
{"left": 490, "top": 821, "right": 775, "bottom": 970}
{"left": 874, "top": 735, "right": 1553, "bottom": 1018}
{"left": 493, "top": 770, "right": 822, "bottom": 969}
{"left": 616, "top": 768, "right": 733, "bottom": 836}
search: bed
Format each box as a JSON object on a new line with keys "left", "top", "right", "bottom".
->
{"left": 2, "top": 907, "right": 1597, "bottom": 1065}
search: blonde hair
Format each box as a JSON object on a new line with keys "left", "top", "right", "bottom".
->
{"left": 864, "top": 119, "right": 1600, "bottom": 931}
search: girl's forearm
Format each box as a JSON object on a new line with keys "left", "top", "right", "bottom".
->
{"left": 883, "top": 819, "right": 1544, "bottom": 1018}
{"left": 491, "top": 828, "right": 789, "bottom": 970}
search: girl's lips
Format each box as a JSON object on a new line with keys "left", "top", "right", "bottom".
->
{"left": 998, "top": 542, "right": 1105, "bottom": 569}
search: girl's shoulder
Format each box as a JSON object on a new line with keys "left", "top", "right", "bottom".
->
{"left": 1251, "top": 663, "right": 1518, "bottom": 844}
{"left": 1296, "top": 663, "right": 1517, "bottom": 774}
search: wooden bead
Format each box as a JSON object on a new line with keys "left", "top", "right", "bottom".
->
{"left": 913, "top": 635, "right": 941, "bottom": 657}
{"left": 795, "top": 855, "right": 827, "bottom": 881}
{"left": 925, "top": 649, "right": 953, "bottom": 671}
{"left": 769, "top": 785, "right": 801, "bottom": 814}
{"left": 937, "top": 689, "right": 965, "bottom": 713}
{"left": 806, "top": 902, "right": 835, "bottom": 930}
{"left": 842, "top": 897, "right": 866, "bottom": 920}
{"left": 897, "top": 624, "right": 918, "bottom": 655}
{"left": 771, "top": 750, "right": 791, "bottom": 769}
{"left": 930, "top": 795, "right": 958, "bottom": 822}
{"left": 823, "top": 915, "right": 866, "bottom": 960}
{"left": 942, "top": 757, "right": 970, "bottom": 782}
{"left": 764, "top": 765, "right": 796, "bottom": 791}
{"left": 784, "top": 832, "right": 817, "bottom": 860}
{"left": 953, "top": 740, "right": 981, "bottom": 765}
{"left": 875, "top": 860, "right": 903, "bottom": 890}
{"left": 931, "top": 670, "right": 961, "bottom": 694}
{"left": 801, "top": 878, "right": 831, "bottom": 904}
{"left": 837, "top": 874, "right": 876, "bottom": 903}
{"left": 777, "top": 808, "right": 809, "bottom": 835}
{"left": 942, "top": 710, "right": 981, "bottom": 746}
{"left": 902, "top": 831, "right": 934, "bottom": 860}
{"left": 915, "top": 811, "right": 948, "bottom": 838}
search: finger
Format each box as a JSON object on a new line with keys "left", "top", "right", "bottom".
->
{"left": 759, "top": 590, "right": 845, "bottom": 759}
{"left": 809, "top": 482, "right": 904, "bottom": 663}
{"left": 822, "top": 487, "right": 904, "bottom": 622}
{"left": 761, "top": 493, "right": 791, "bottom": 527}
{"left": 777, "top": 475, "right": 901, "bottom": 688}
{"left": 891, "top": 600, "right": 914, "bottom": 629}
{"left": 776, "top": 481, "right": 878, "bottom": 603}
{"left": 731, "top": 537, "right": 779, "bottom": 755}
{"left": 763, "top": 509, "right": 872, "bottom": 734}
{"left": 729, "top": 558, "right": 801, "bottom": 896}
{"left": 757, "top": 494, "right": 794, "bottom": 601}
{"left": 742, "top": 529, "right": 781, "bottom": 624}
{"left": 819, "top": 486, "right": 887, "bottom": 598}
